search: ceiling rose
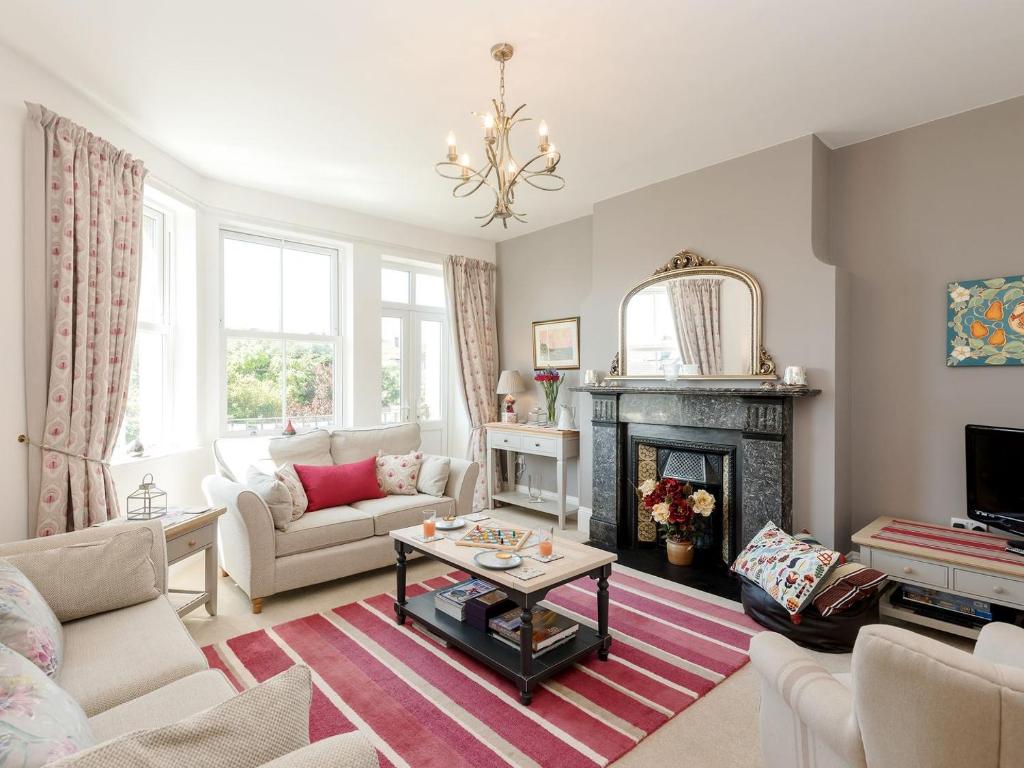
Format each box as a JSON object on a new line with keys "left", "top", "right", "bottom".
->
{"left": 435, "top": 42, "right": 564, "bottom": 228}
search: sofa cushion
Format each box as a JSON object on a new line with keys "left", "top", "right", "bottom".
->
{"left": 268, "top": 429, "right": 332, "bottom": 468}
{"left": 59, "top": 596, "right": 207, "bottom": 716}
{"left": 295, "top": 458, "right": 385, "bottom": 511}
{"left": 50, "top": 665, "right": 311, "bottom": 768}
{"left": 8, "top": 527, "right": 161, "bottom": 624}
{"left": 245, "top": 466, "right": 294, "bottom": 531}
{"left": 276, "top": 464, "right": 308, "bottom": 520}
{"left": 330, "top": 423, "right": 420, "bottom": 465}
{"left": 351, "top": 493, "right": 455, "bottom": 536}
{"left": 87, "top": 669, "right": 236, "bottom": 743}
{"left": 376, "top": 451, "right": 424, "bottom": 495}
{"left": 274, "top": 506, "right": 375, "bottom": 557}
{"left": 0, "top": 558, "right": 63, "bottom": 677}
{"left": 417, "top": 455, "right": 451, "bottom": 497}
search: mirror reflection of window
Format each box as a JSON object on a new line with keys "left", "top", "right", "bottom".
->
{"left": 625, "top": 286, "right": 681, "bottom": 375}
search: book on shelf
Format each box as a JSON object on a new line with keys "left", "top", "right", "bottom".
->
{"left": 488, "top": 607, "right": 579, "bottom": 652}
{"left": 434, "top": 578, "right": 496, "bottom": 621}
{"left": 490, "top": 631, "right": 577, "bottom": 658}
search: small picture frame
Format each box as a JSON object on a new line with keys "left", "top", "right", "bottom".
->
{"left": 532, "top": 316, "right": 581, "bottom": 370}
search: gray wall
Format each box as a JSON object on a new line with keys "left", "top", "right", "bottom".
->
{"left": 831, "top": 95, "right": 1024, "bottom": 533}
{"left": 498, "top": 137, "right": 841, "bottom": 545}
{"left": 496, "top": 215, "right": 593, "bottom": 499}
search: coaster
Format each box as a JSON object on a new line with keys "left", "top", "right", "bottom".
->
{"left": 527, "top": 552, "right": 565, "bottom": 564}
{"left": 513, "top": 565, "right": 545, "bottom": 580}
{"left": 466, "top": 512, "right": 490, "bottom": 522}
{"left": 412, "top": 533, "right": 446, "bottom": 543}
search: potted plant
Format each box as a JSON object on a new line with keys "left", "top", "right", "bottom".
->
{"left": 534, "top": 367, "right": 562, "bottom": 425}
{"left": 637, "top": 477, "right": 716, "bottom": 566}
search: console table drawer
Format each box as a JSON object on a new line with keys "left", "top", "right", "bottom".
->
{"left": 954, "top": 569, "right": 1024, "bottom": 608}
{"left": 871, "top": 550, "right": 949, "bottom": 588}
{"left": 521, "top": 435, "right": 557, "bottom": 455}
{"left": 488, "top": 433, "right": 521, "bottom": 450}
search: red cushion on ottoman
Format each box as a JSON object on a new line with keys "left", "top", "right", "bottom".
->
{"left": 294, "top": 457, "right": 385, "bottom": 511}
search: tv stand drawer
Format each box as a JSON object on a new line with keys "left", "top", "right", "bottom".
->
{"left": 869, "top": 550, "right": 949, "bottom": 589}
{"left": 954, "top": 569, "right": 1024, "bottom": 609}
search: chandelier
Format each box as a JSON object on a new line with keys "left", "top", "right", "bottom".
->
{"left": 435, "top": 42, "right": 564, "bottom": 228}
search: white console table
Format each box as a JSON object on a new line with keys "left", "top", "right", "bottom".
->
{"left": 484, "top": 422, "right": 580, "bottom": 529}
{"left": 854, "top": 516, "right": 1024, "bottom": 639}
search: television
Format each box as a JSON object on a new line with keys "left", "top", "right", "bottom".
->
{"left": 966, "top": 424, "right": 1024, "bottom": 536}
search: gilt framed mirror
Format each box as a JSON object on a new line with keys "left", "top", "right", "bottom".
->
{"left": 610, "top": 250, "right": 776, "bottom": 380}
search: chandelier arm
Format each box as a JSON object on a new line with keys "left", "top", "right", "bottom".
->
{"left": 520, "top": 173, "right": 566, "bottom": 192}
{"left": 506, "top": 104, "right": 528, "bottom": 122}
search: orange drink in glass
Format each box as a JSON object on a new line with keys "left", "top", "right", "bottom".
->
{"left": 422, "top": 510, "right": 437, "bottom": 538}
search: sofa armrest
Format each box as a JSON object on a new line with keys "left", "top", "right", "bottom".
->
{"left": 442, "top": 457, "right": 479, "bottom": 517}
{"left": 202, "top": 475, "right": 276, "bottom": 599}
{"left": 259, "top": 733, "right": 379, "bottom": 768}
{"left": 0, "top": 520, "right": 168, "bottom": 594}
{"left": 749, "top": 632, "right": 867, "bottom": 768}
{"left": 974, "top": 622, "right": 1024, "bottom": 670}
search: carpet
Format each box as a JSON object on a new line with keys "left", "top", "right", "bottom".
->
{"left": 202, "top": 565, "right": 761, "bottom": 767}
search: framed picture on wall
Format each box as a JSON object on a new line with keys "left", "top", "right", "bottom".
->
{"left": 532, "top": 316, "right": 581, "bottom": 370}
{"left": 947, "top": 275, "right": 1024, "bottom": 366}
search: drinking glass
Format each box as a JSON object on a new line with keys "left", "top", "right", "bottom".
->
{"left": 422, "top": 509, "right": 436, "bottom": 538}
{"left": 538, "top": 525, "right": 554, "bottom": 557}
{"left": 527, "top": 474, "right": 543, "bottom": 503}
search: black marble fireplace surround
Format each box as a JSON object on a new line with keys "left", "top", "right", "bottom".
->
{"left": 573, "top": 385, "right": 820, "bottom": 590}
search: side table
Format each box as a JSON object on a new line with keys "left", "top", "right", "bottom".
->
{"left": 163, "top": 507, "right": 225, "bottom": 618}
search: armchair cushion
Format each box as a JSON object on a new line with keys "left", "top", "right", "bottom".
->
{"left": 0, "top": 642, "right": 94, "bottom": 765}
{"left": 50, "top": 665, "right": 311, "bottom": 768}
{"left": 6, "top": 527, "right": 160, "bottom": 623}
{"left": 0, "top": 558, "right": 63, "bottom": 677}
{"left": 260, "top": 733, "right": 379, "bottom": 768}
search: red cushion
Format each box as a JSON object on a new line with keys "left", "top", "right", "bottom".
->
{"left": 293, "top": 457, "right": 385, "bottom": 511}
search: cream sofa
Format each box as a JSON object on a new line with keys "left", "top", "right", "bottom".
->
{"left": 203, "top": 422, "right": 478, "bottom": 613}
{"left": 0, "top": 520, "right": 377, "bottom": 766}
{"left": 750, "top": 622, "right": 1024, "bottom": 768}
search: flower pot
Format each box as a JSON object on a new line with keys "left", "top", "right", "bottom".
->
{"left": 666, "top": 538, "right": 695, "bottom": 566}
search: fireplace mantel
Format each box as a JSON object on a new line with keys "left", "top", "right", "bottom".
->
{"left": 570, "top": 384, "right": 820, "bottom": 553}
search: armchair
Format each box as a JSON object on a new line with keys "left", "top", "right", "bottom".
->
{"left": 750, "top": 622, "right": 1024, "bottom": 768}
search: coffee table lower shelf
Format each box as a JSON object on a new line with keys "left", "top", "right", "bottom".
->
{"left": 399, "top": 591, "right": 604, "bottom": 704}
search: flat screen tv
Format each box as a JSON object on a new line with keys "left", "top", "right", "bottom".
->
{"left": 966, "top": 424, "right": 1024, "bottom": 536}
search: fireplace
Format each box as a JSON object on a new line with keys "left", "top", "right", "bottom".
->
{"left": 573, "top": 385, "right": 819, "bottom": 586}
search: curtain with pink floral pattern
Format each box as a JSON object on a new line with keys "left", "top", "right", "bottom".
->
{"left": 25, "top": 104, "right": 146, "bottom": 536}
{"left": 443, "top": 256, "right": 498, "bottom": 511}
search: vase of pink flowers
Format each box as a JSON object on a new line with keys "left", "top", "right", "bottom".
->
{"left": 534, "top": 368, "right": 562, "bottom": 425}
{"left": 636, "top": 477, "right": 716, "bottom": 566}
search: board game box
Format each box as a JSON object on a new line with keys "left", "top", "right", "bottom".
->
{"left": 455, "top": 524, "right": 531, "bottom": 552}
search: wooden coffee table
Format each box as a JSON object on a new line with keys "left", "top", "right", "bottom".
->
{"left": 390, "top": 518, "right": 616, "bottom": 705}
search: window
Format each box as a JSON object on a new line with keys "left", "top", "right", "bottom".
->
{"left": 117, "top": 203, "right": 173, "bottom": 455}
{"left": 221, "top": 231, "right": 341, "bottom": 433}
{"left": 380, "top": 260, "right": 448, "bottom": 453}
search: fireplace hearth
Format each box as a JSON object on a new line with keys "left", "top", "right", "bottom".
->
{"left": 573, "top": 384, "right": 820, "bottom": 597}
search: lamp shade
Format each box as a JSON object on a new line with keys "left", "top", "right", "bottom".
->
{"left": 496, "top": 369, "right": 526, "bottom": 395}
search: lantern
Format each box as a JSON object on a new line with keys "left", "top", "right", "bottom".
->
{"left": 127, "top": 473, "right": 167, "bottom": 520}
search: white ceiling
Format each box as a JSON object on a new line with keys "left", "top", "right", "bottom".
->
{"left": 4, "top": 1, "right": 1024, "bottom": 241}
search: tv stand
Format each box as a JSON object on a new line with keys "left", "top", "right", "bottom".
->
{"left": 853, "top": 516, "right": 1024, "bottom": 639}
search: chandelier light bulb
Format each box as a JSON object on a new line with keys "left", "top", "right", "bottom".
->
{"left": 483, "top": 114, "right": 495, "bottom": 128}
{"left": 539, "top": 120, "right": 548, "bottom": 138}
{"left": 459, "top": 153, "right": 471, "bottom": 179}
{"left": 546, "top": 144, "right": 557, "bottom": 170}
{"left": 446, "top": 131, "right": 457, "bottom": 161}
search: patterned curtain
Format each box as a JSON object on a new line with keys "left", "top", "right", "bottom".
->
{"left": 24, "top": 104, "right": 146, "bottom": 536}
{"left": 443, "top": 256, "right": 498, "bottom": 511}
{"left": 668, "top": 278, "right": 723, "bottom": 376}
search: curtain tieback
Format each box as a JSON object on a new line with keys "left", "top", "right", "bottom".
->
{"left": 17, "top": 435, "right": 111, "bottom": 466}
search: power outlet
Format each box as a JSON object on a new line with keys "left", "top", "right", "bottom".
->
{"left": 951, "top": 517, "right": 988, "bottom": 532}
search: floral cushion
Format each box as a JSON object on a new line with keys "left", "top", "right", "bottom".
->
{"left": 0, "top": 560, "right": 62, "bottom": 677}
{"left": 730, "top": 522, "right": 840, "bottom": 616}
{"left": 0, "top": 642, "right": 94, "bottom": 765}
{"left": 275, "top": 464, "right": 308, "bottom": 521}
{"left": 376, "top": 451, "right": 424, "bottom": 496}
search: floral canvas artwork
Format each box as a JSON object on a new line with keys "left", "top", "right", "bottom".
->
{"left": 947, "top": 275, "right": 1024, "bottom": 366}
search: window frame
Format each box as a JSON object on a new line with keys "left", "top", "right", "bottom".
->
{"left": 219, "top": 229, "right": 344, "bottom": 435}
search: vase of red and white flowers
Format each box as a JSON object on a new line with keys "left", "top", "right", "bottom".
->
{"left": 534, "top": 368, "right": 562, "bottom": 425}
{"left": 637, "top": 477, "right": 716, "bottom": 566}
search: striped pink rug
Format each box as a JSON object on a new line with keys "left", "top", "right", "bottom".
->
{"left": 203, "top": 566, "right": 760, "bottom": 767}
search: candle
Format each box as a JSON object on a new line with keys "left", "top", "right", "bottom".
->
{"left": 483, "top": 113, "right": 495, "bottom": 140}
{"left": 538, "top": 120, "right": 549, "bottom": 152}
{"left": 460, "top": 153, "right": 471, "bottom": 179}
{"left": 546, "top": 144, "right": 558, "bottom": 171}
{"left": 446, "top": 131, "right": 457, "bottom": 162}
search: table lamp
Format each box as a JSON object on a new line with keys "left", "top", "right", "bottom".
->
{"left": 496, "top": 370, "right": 525, "bottom": 423}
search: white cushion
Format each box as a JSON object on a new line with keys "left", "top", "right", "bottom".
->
{"left": 274, "top": 506, "right": 375, "bottom": 557}
{"left": 268, "top": 429, "right": 333, "bottom": 467}
{"left": 88, "top": 669, "right": 236, "bottom": 743}
{"left": 330, "top": 423, "right": 420, "bottom": 465}
{"left": 59, "top": 596, "right": 207, "bottom": 716}
{"left": 351, "top": 493, "right": 455, "bottom": 536}
{"left": 50, "top": 665, "right": 311, "bottom": 768}
{"left": 417, "top": 455, "right": 451, "bottom": 496}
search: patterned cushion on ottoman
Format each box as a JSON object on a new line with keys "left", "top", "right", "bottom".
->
{"left": 731, "top": 522, "right": 840, "bottom": 617}
{"left": 812, "top": 563, "right": 888, "bottom": 617}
